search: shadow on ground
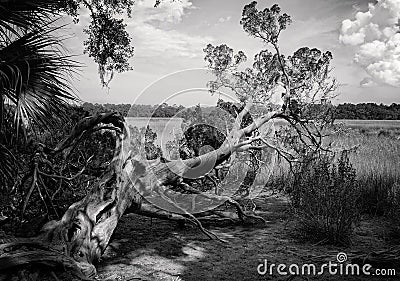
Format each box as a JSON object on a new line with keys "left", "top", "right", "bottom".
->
{"left": 97, "top": 194, "right": 398, "bottom": 281}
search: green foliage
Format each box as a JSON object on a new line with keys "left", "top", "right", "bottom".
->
{"left": 289, "top": 151, "right": 361, "bottom": 245}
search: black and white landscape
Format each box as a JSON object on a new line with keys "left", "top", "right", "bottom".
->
{"left": 0, "top": 1, "right": 400, "bottom": 280}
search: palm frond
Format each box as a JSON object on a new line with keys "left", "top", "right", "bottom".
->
{"left": 0, "top": 0, "right": 66, "bottom": 36}
{"left": 0, "top": 26, "right": 80, "bottom": 130}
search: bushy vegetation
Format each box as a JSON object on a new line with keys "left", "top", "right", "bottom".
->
{"left": 0, "top": 106, "right": 117, "bottom": 235}
{"left": 288, "top": 151, "right": 361, "bottom": 245}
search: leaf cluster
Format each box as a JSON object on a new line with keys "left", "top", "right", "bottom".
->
{"left": 62, "top": 0, "right": 136, "bottom": 87}
{"left": 241, "top": 1, "right": 291, "bottom": 44}
{"left": 204, "top": 2, "right": 337, "bottom": 110}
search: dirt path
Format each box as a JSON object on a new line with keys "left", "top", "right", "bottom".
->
{"left": 97, "top": 194, "right": 398, "bottom": 281}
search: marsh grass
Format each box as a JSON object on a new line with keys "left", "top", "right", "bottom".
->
{"left": 334, "top": 131, "right": 400, "bottom": 216}
{"left": 264, "top": 126, "right": 400, "bottom": 243}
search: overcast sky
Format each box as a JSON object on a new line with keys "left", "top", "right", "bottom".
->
{"left": 64, "top": 0, "right": 400, "bottom": 106}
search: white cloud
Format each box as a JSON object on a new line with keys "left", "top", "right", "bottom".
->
{"left": 127, "top": 0, "right": 213, "bottom": 58}
{"left": 339, "top": 0, "right": 400, "bottom": 87}
{"left": 133, "top": 0, "right": 192, "bottom": 23}
{"left": 218, "top": 16, "right": 232, "bottom": 23}
{"left": 360, "top": 77, "right": 378, "bottom": 87}
{"left": 133, "top": 24, "right": 213, "bottom": 58}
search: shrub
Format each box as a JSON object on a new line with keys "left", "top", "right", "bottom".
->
{"left": 289, "top": 151, "right": 361, "bottom": 245}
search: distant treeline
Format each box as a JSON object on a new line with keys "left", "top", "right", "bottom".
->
{"left": 82, "top": 102, "right": 200, "bottom": 120}
{"left": 82, "top": 102, "right": 184, "bottom": 117}
{"left": 335, "top": 103, "right": 400, "bottom": 120}
{"left": 81, "top": 102, "right": 400, "bottom": 120}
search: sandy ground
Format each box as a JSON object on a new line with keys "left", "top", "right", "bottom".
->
{"left": 96, "top": 194, "right": 398, "bottom": 281}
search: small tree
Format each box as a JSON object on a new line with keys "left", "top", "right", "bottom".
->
{"left": 203, "top": 1, "right": 338, "bottom": 186}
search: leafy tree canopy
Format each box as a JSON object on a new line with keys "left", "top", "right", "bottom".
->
{"left": 63, "top": 0, "right": 135, "bottom": 87}
{"left": 204, "top": 1, "right": 337, "bottom": 115}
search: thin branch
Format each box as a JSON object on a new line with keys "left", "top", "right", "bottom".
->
{"left": 38, "top": 166, "right": 85, "bottom": 181}
{"left": 21, "top": 162, "right": 38, "bottom": 219}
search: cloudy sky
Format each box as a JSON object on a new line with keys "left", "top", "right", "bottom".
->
{"left": 65, "top": 0, "right": 400, "bottom": 106}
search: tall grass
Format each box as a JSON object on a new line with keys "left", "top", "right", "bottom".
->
{"left": 265, "top": 127, "right": 400, "bottom": 241}
{"left": 332, "top": 131, "right": 400, "bottom": 216}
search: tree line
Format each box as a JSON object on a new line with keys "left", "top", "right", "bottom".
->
{"left": 82, "top": 102, "right": 400, "bottom": 120}
{"left": 335, "top": 103, "right": 400, "bottom": 120}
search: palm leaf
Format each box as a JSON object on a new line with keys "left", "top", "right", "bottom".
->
{"left": 0, "top": 0, "right": 65, "bottom": 36}
{"left": 0, "top": 26, "right": 80, "bottom": 130}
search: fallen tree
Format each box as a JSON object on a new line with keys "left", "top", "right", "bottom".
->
{"left": 0, "top": 106, "right": 280, "bottom": 279}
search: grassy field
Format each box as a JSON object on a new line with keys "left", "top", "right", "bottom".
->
{"left": 266, "top": 120, "right": 400, "bottom": 218}
{"left": 336, "top": 119, "right": 400, "bottom": 129}
{"left": 334, "top": 129, "right": 400, "bottom": 216}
